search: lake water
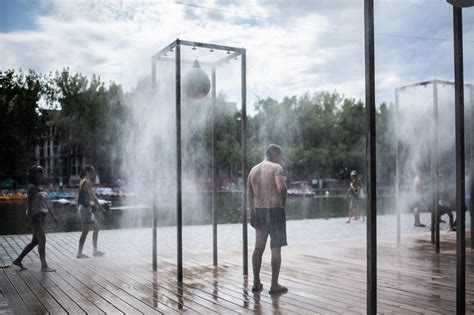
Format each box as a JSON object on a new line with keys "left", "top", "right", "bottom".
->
{"left": 0, "top": 192, "right": 396, "bottom": 235}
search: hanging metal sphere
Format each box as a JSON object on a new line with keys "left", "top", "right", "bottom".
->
{"left": 183, "top": 60, "right": 210, "bottom": 99}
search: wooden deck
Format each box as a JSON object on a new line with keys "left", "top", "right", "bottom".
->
{"left": 1, "top": 230, "right": 473, "bottom": 314}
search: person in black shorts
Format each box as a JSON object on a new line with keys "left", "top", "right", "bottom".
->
{"left": 248, "top": 144, "right": 288, "bottom": 295}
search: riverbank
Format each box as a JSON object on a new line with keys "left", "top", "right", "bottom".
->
{"left": 0, "top": 192, "right": 398, "bottom": 235}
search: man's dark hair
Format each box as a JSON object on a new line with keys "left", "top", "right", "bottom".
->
{"left": 265, "top": 144, "right": 283, "bottom": 160}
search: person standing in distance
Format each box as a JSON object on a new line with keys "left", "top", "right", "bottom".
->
{"left": 248, "top": 144, "right": 288, "bottom": 295}
{"left": 345, "top": 170, "right": 361, "bottom": 223}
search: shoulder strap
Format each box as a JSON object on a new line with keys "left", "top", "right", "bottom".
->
{"left": 80, "top": 180, "right": 88, "bottom": 191}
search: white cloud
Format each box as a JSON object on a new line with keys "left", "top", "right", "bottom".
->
{"left": 1, "top": 0, "right": 473, "bottom": 111}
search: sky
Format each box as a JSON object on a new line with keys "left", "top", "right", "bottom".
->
{"left": 0, "top": 0, "right": 473, "bottom": 111}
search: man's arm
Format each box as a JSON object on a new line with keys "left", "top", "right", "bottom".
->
{"left": 247, "top": 175, "right": 254, "bottom": 211}
{"left": 274, "top": 165, "right": 287, "bottom": 207}
{"left": 247, "top": 173, "right": 256, "bottom": 227}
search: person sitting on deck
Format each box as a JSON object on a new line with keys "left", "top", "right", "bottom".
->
{"left": 248, "top": 144, "right": 288, "bottom": 295}
{"left": 76, "top": 165, "right": 107, "bottom": 259}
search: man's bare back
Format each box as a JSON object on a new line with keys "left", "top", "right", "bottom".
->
{"left": 248, "top": 160, "right": 286, "bottom": 209}
{"left": 248, "top": 145, "right": 288, "bottom": 295}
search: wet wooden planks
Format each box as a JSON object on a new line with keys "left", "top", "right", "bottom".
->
{"left": 0, "top": 231, "right": 474, "bottom": 314}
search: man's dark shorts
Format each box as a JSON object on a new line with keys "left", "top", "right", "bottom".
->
{"left": 255, "top": 207, "right": 287, "bottom": 248}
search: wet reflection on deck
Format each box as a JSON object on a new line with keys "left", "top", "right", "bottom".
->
{"left": 0, "top": 229, "right": 473, "bottom": 313}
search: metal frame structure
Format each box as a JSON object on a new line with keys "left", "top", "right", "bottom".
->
{"left": 394, "top": 80, "right": 474, "bottom": 252}
{"left": 142, "top": 1, "right": 473, "bottom": 311}
{"left": 151, "top": 39, "right": 248, "bottom": 282}
{"left": 364, "top": 1, "right": 377, "bottom": 313}
{"left": 366, "top": 0, "right": 473, "bottom": 312}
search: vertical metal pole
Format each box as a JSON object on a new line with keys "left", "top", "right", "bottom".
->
{"left": 453, "top": 7, "right": 465, "bottom": 314}
{"left": 433, "top": 80, "right": 440, "bottom": 253}
{"left": 175, "top": 40, "right": 183, "bottom": 283}
{"left": 151, "top": 58, "right": 158, "bottom": 271}
{"left": 395, "top": 89, "right": 400, "bottom": 249}
{"left": 470, "top": 85, "right": 474, "bottom": 249}
{"left": 211, "top": 67, "right": 218, "bottom": 267}
{"left": 241, "top": 49, "right": 248, "bottom": 276}
{"left": 364, "top": 0, "right": 377, "bottom": 313}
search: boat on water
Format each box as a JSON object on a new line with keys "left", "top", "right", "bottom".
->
{"left": 287, "top": 181, "right": 315, "bottom": 197}
{"left": 0, "top": 192, "right": 27, "bottom": 201}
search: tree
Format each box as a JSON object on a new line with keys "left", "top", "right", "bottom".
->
{"left": 0, "top": 69, "right": 51, "bottom": 182}
{"left": 53, "top": 69, "right": 126, "bottom": 184}
{"left": 246, "top": 91, "right": 395, "bottom": 183}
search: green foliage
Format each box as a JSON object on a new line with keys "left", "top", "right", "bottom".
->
{"left": 170, "top": 90, "right": 395, "bottom": 183}
{"left": 53, "top": 69, "right": 126, "bottom": 182}
{"left": 0, "top": 69, "right": 50, "bottom": 180}
{"left": 248, "top": 92, "right": 393, "bottom": 182}
{"left": 1, "top": 68, "right": 395, "bottom": 185}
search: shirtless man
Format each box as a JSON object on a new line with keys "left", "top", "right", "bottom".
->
{"left": 248, "top": 144, "right": 288, "bottom": 295}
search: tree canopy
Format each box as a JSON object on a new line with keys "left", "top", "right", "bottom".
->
{"left": 0, "top": 69, "right": 52, "bottom": 180}
{"left": 1, "top": 68, "right": 396, "bottom": 186}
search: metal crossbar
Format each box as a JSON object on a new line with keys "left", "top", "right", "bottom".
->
{"left": 152, "top": 39, "right": 244, "bottom": 66}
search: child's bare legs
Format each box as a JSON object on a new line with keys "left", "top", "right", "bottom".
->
{"left": 77, "top": 224, "right": 90, "bottom": 258}
{"left": 34, "top": 223, "right": 55, "bottom": 272}
{"left": 354, "top": 205, "right": 360, "bottom": 220}
{"left": 13, "top": 234, "right": 39, "bottom": 269}
{"left": 92, "top": 220, "right": 103, "bottom": 255}
{"left": 346, "top": 203, "right": 355, "bottom": 223}
{"left": 13, "top": 222, "right": 54, "bottom": 271}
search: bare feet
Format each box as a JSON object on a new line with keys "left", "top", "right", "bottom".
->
{"left": 93, "top": 250, "right": 105, "bottom": 257}
{"left": 77, "top": 253, "right": 90, "bottom": 259}
{"left": 252, "top": 283, "right": 263, "bottom": 292}
{"left": 41, "top": 266, "right": 56, "bottom": 272}
{"left": 13, "top": 260, "right": 27, "bottom": 270}
{"left": 269, "top": 284, "right": 288, "bottom": 295}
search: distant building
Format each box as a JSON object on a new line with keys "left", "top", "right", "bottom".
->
{"left": 34, "top": 112, "right": 84, "bottom": 187}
